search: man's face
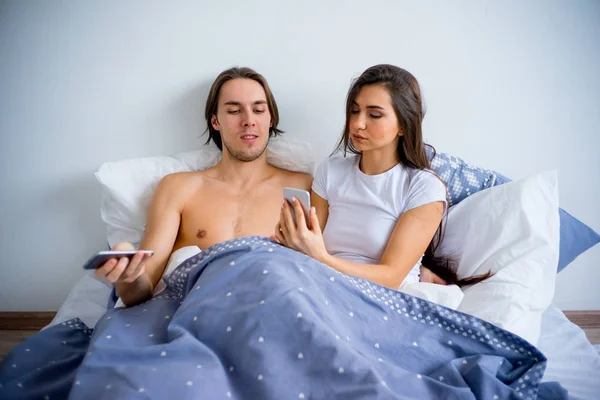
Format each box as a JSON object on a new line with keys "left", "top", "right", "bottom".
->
{"left": 211, "top": 78, "right": 272, "bottom": 162}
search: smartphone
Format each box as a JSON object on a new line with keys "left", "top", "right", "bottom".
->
{"left": 283, "top": 187, "right": 311, "bottom": 228}
{"left": 82, "top": 250, "right": 154, "bottom": 270}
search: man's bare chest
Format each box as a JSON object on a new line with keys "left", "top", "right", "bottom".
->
{"left": 176, "top": 189, "right": 282, "bottom": 249}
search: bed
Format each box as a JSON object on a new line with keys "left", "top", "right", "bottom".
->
{"left": 1, "top": 139, "right": 599, "bottom": 399}
{"left": 45, "top": 271, "right": 600, "bottom": 399}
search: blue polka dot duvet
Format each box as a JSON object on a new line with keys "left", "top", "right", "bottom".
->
{"left": 0, "top": 236, "right": 567, "bottom": 399}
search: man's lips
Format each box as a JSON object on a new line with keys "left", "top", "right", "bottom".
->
{"left": 240, "top": 134, "right": 258, "bottom": 142}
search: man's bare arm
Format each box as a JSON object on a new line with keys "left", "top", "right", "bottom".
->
{"left": 137, "top": 174, "right": 187, "bottom": 288}
{"left": 96, "top": 173, "right": 187, "bottom": 307}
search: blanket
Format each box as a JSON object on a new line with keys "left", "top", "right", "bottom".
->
{"left": 0, "top": 236, "right": 567, "bottom": 399}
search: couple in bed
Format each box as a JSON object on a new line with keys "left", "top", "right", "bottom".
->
{"left": 97, "top": 64, "right": 489, "bottom": 307}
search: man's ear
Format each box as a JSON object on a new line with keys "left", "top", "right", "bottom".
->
{"left": 211, "top": 115, "right": 220, "bottom": 131}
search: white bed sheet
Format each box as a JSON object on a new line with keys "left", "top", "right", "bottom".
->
{"left": 48, "top": 273, "right": 600, "bottom": 400}
{"left": 537, "top": 305, "right": 600, "bottom": 400}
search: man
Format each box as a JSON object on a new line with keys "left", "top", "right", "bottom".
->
{"left": 95, "top": 67, "right": 312, "bottom": 306}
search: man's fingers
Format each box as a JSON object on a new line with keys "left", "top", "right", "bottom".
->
{"left": 113, "top": 242, "right": 135, "bottom": 251}
{"left": 95, "top": 246, "right": 152, "bottom": 284}
{"left": 121, "top": 252, "right": 144, "bottom": 280}
{"left": 122, "top": 264, "right": 145, "bottom": 283}
{"left": 95, "top": 258, "right": 117, "bottom": 279}
{"left": 106, "top": 257, "right": 129, "bottom": 283}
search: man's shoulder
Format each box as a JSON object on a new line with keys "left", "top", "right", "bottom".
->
{"left": 158, "top": 170, "right": 210, "bottom": 193}
{"left": 270, "top": 166, "right": 312, "bottom": 190}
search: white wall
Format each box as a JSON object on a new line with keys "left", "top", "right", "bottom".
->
{"left": 1, "top": 0, "right": 598, "bottom": 311}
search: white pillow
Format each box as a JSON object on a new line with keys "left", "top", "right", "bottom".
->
{"left": 95, "top": 138, "right": 314, "bottom": 248}
{"left": 435, "top": 171, "right": 560, "bottom": 346}
{"left": 399, "top": 282, "right": 464, "bottom": 310}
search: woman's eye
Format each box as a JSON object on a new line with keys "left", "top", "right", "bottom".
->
{"left": 350, "top": 109, "right": 359, "bottom": 114}
{"left": 254, "top": 109, "right": 266, "bottom": 114}
{"left": 227, "top": 110, "right": 240, "bottom": 115}
{"left": 370, "top": 114, "right": 382, "bottom": 119}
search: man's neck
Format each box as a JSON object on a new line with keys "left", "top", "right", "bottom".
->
{"left": 214, "top": 153, "right": 272, "bottom": 187}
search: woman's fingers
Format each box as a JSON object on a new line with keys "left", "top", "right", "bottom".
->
{"left": 282, "top": 199, "right": 298, "bottom": 233}
{"left": 309, "top": 207, "right": 321, "bottom": 234}
{"left": 274, "top": 227, "right": 286, "bottom": 245}
{"left": 272, "top": 222, "right": 285, "bottom": 245}
{"left": 280, "top": 203, "right": 293, "bottom": 242}
{"left": 291, "top": 198, "right": 308, "bottom": 230}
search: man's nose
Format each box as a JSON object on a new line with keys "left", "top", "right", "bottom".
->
{"left": 241, "top": 110, "right": 256, "bottom": 127}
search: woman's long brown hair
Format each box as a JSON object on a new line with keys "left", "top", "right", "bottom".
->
{"left": 334, "top": 64, "right": 491, "bottom": 287}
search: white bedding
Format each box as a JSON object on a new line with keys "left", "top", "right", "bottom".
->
{"left": 537, "top": 305, "right": 600, "bottom": 400}
{"left": 47, "top": 270, "right": 600, "bottom": 400}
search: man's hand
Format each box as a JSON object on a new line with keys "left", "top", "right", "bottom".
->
{"left": 272, "top": 197, "right": 329, "bottom": 263}
{"left": 94, "top": 242, "right": 153, "bottom": 284}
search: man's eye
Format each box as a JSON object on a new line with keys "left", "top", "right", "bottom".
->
{"left": 227, "top": 110, "right": 240, "bottom": 115}
{"left": 254, "top": 109, "right": 266, "bottom": 114}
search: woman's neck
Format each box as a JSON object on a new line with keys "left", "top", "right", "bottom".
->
{"left": 359, "top": 146, "right": 400, "bottom": 175}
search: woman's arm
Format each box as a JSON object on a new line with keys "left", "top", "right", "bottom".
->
{"left": 322, "top": 201, "right": 444, "bottom": 287}
{"left": 279, "top": 198, "right": 444, "bottom": 289}
{"left": 310, "top": 191, "right": 329, "bottom": 231}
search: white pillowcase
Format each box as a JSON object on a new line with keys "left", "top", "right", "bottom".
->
{"left": 436, "top": 171, "right": 560, "bottom": 346}
{"left": 95, "top": 138, "right": 314, "bottom": 248}
{"left": 399, "top": 282, "right": 464, "bottom": 310}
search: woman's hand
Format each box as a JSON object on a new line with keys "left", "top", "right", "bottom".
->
{"left": 271, "top": 197, "right": 329, "bottom": 263}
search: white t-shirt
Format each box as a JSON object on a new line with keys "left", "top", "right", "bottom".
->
{"left": 312, "top": 154, "right": 448, "bottom": 285}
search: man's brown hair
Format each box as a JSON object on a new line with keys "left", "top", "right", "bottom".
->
{"left": 204, "top": 67, "right": 283, "bottom": 150}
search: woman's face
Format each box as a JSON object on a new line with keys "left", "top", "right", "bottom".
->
{"left": 348, "top": 84, "right": 401, "bottom": 152}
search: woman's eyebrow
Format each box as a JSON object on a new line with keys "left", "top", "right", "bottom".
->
{"left": 223, "top": 100, "right": 267, "bottom": 106}
{"left": 352, "top": 101, "right": 385, "bottom": 110}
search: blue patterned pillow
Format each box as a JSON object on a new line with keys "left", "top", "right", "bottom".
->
{"left": 426, "top": 148, "right": 497, "bottom": 206}
{"left": 427, "top": 148, "right": 600, "bottom": 273}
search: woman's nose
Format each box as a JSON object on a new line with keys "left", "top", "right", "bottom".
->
{"left": 350, "top": 114, "right": 366, "bottom": 131}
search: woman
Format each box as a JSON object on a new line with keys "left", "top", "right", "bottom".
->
{"left": 273, "top": 64, "right": 488, "bottom": 288}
